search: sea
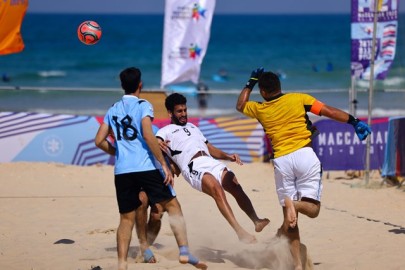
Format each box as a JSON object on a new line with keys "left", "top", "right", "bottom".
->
{"left": 0, "top": 13, "right": 404, "bottom": 117}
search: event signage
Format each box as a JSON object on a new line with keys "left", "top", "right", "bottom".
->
{"left": 312, "top": 118, "right": 388, "bottom": 170}
{"left": 351, "top": 0, "right": 399, "bottom": 80}
{"left": 161, "top": 0, "right": 215, "bottom": 88}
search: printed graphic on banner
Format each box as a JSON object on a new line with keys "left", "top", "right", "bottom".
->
{"left": 351, "top": 0, "right": 398, "bottom": 80}
{"left": 312, "top": 118, "right": 388, "bottom": 170}
{"left": 0, "top": 112, "right": 109, "bottom": 165}
{"left": 161, "top": 0, "right": 216, "bottom": 88}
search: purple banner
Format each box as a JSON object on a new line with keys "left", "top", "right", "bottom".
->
{"left": 351, "top": 0, "right": 399, "bottom": 80}
{"left": 312, "top": 118, "right": 389, "bottom": 171}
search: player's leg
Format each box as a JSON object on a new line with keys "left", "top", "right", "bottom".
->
{"left": 221, "top": 170, "right": 270, "bottom": 232}
{"left": 147, "top": 203, "right": 164, "bottom": 246}
{"left": 135, "top": 191, "right": 156, "bottom": 263}
{"left": 273, "top": 154, "right": 302, "bottom": 270}
{"left": 294, "top": 197, "right": 320, "bottom": 218}
{"left": 293, "top": 147, "right": 322, "bottom": 219}
{"left": 159, "top": 197, "right": 207, "bottom": 269}
{"left": 117, "top": 210, "right": 136, "bottom": 270}
{"left": 115, "top": 173, "right": 142, "bottom": 270}
{"left": 201, "top": 173, "right": 257, "bottom": 243}
{"left": 281, "top": 198, "right": 302, "bottom": 270}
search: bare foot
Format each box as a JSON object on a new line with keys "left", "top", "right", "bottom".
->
{"left": 284, "top": 197, "right": 297, "bottom": 228}
{"left": 179, "top": 254, "right": 208, "bottom": 270}
{"left": 254, "top": 218, "right": 270, "bottom": 232}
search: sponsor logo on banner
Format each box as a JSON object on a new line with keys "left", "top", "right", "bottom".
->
{"left": 170, "top": 2, "right": 207, "bottom": 20}
{"left": 168, "top": 43, "right": 202, "bottom": 59}
{"left": 42, "top": 135, "right": 64, "bottom": 157}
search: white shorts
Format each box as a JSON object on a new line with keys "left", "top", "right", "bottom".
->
{"left": 181, "top": 156, "right": 228, "bottom": 191}
{"left": 273, "top": 147, "right": 322, "bottom": 206}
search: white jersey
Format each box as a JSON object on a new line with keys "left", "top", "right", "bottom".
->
{"left": 156, "top": 122, "right": 211, "bottom": 171}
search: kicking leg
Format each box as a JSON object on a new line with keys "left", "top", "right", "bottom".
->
{"left": 202, "top": 173, "right": 257, "bottom": 244}
{"left": 221, "top": 170, "right": 270, "bottom": 232}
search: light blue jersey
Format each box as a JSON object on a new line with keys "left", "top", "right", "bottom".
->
{"left": 104, "top": 95, "right": 157, "bottom": 175}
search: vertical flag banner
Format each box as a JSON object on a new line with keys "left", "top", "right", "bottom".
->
{"left": 351, "top": 0, "right": 399, "bottom": 80}
{"left": 0, "top": 0, "right": 28, "bottom": 55}
{"left": 161, "top": 0, "right": 216, "bottom": 88}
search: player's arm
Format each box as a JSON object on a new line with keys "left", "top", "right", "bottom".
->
{"left": 142, "top": 116, "right": 174, "bottom": 186}
{"left": 165, "top": 154, "right": 181, "bottom": 177}
{"left": 236, "top": 67, "right": 264, "bottom": 113}
{"left": 313, "top": 102, "right": 350, "bottom": 123}
{"left": 94, "top": 122, "right": 116, "bottom": 156}
{"left": 313, "top": 102, "right": 371, "bottom": 141}
{"left": 207, "top": 143, "right": 243, "bottom": 165}
{"left": 236, "top": 87, "right": 252, "bottom": 113}
{"left": 156, "top": 136, "right": 181, "bottom": 177}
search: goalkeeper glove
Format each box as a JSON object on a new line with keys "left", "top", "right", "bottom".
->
{"left": 245, "top": 67, "right": 264, "bottom": 90}
{"left": 348, "top": 115, "right": 371, "bottom": 141}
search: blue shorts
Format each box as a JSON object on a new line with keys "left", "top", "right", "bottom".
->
{"left": 114, "top": 169, "right": 175, "bottom": 214}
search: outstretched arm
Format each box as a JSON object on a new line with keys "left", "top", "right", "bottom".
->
{"left": 207, "top": 143, "right": 243, "bottom": 165}
{"left": 318, "top": 104, "right": 371, "bottom": 141}
{"left": 319, "top": 104, "right": 352, "bottom": 123}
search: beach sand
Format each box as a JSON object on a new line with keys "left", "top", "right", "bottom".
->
{"left": 0, "top": 162, "right": 404, "bottom": 270}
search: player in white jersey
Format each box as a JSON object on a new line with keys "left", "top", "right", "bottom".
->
{"left": 156, "top": 93, "right": 270, "bottom": 244}
{"left": 95, "top": 67, "right": 206, "bottom": 270}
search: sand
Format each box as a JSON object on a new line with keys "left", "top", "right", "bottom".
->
{"left": 0, "top": 161, "right": 404, "bottom": 270}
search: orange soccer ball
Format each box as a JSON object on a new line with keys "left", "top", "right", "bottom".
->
{"left": 77, "top": 20, "right": 102, "bottom": 45}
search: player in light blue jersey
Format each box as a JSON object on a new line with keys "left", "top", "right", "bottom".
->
{"left": 95, "top": 67, "right": 206, "bottom": 270}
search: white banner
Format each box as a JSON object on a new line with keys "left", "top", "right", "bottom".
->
{"left": 161, "top": 0, "right": 215, "bottom": 88}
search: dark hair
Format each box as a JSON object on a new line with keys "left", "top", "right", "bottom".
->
{"left": 258, "top": 71, "right": 281, "bottom": 93}
{"left": 119, "top": 67, "right": 141, "bottom": 94}
{"left": 165, "top": 93, "right": 187, "bottom": 111}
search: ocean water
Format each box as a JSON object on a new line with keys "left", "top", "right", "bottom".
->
{"left": 0, "top": 13, "right": 404, "bottom": 117}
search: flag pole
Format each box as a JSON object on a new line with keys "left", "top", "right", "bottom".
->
{"left": 364, "top": 0, "right": 379, "bottom": 185}
{"left": 350, "top": 75, "right": 357, "bottom": 117}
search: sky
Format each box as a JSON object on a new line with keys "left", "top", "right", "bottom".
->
{"left": 27, "top": 0, "right": 404, "bottom": 14}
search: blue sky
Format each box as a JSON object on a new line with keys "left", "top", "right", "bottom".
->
{"left": 28, "top": 0, "right": 404, "bottom": 14}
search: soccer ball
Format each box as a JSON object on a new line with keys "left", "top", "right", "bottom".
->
{"left": 77, "top": 21, "right": 102, "bottom": 45}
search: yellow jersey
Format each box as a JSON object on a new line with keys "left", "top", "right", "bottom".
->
{"left": 243, "top": 93, "right": 321, "bottom": 158}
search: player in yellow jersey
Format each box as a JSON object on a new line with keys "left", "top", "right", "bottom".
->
{"left": 236, "top": 68, "right": 371, "bottom": 270}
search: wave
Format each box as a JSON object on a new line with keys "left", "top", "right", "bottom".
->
{"left": 37, "top": 70, "right": 67, "bottom": 78}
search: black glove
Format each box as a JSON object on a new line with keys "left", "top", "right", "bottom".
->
{"left": 245, "top": 67, "right": 264, "bottom": 90}
{"left": 348, "top": 115, "right": 372, "bottom": 141}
